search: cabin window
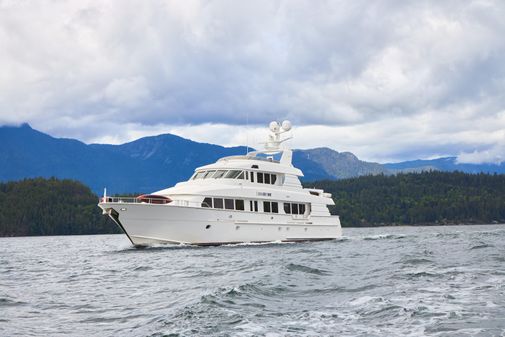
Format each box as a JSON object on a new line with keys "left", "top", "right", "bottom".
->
{"left": 265, "top": 174, "right": 271, "bottom": 184}
{"left": 284, "top": 203, "right": 291, "bottom": 214}
{"left": 309, "top": 191, "right": 319, "bottom": 196}
{"left": 213, "top": 170, "right": 227, "bottom": 179}
{"left": 202, "top": 197, "right": 213, "bottom": 208}
{"left": 251, "top": 172, "right": 255, "bottom": 183}
{"left": 257, "top": 172, "right": 264, "bottom": 183}
{"left": 272, "top": 202, "right": 278, "bottom": 213}
{"left": 194, "top": 171, "right": 206, "bottom": 179}
{"left": 214, "top": 198, "right": 224, "bottom": 209}
{"left": 299, "top": 204, "right": 306, "bottom": 215}
{"left": 245, "top": 171, "right": 249, "bottom": 180}
{"left": 225, "top": 199, "right": 234, "bottom": 210}
{"left": 292, "top": 203, "right": 299, "bottom": 215}
{"left": 251, "top": 164, "right": 259, "bottom": 169}
{"left": 236, "top": 171, "right": 244, "bottom": 179}
{"left": 225, "top": 170, "right": 241, "bottom": 179}
{"left": 263, "top": 201, "right": 271, "bottom": 213}
{"left": 271, "top": 175, "right": 277, "bottom": 184}
{"left": 203, "top": 170, "right": 216, "bottom": 179}
{"left": 254, "top": 200, "right": 258, "bottom": 212}
{"left": 235, "top": 199, "right": 245, "bottom": 211}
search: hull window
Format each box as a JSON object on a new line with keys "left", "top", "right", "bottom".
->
{"left": 272, "top": 202, "right": 279, "bottom": 213}
{"left": 214, "top": 198, "right": 224, "bottom": 209}
{"left": 225, "top": 199, "right": 234, "bottom": 210}
{"left": 292, "top": 204, "right": 299, "bottom": 215}
{"left": 202, "top": 197, "right": 213, "bottom": 208}
{"left": 263, "top": 201, "right": 271, "bottom": 213}
{"left": 235, "top": 199, "right": 245, "bottom": 211}
{"left": 299, "top": 204, "right": 306, "bottom": 215}
{"left": 284, "top": 203, "right": 291, "bottom": 214}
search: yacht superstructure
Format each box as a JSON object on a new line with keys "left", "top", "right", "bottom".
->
{"left": 98, "top": 121, "right": 342, "bottom": 246}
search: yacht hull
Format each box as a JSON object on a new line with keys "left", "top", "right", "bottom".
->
{"left": 99, "top": 202, "right": 342, "bottom": 246}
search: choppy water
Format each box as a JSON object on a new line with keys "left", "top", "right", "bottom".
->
{"left": 1, "top": 225, "right": 505, "bottom": 337}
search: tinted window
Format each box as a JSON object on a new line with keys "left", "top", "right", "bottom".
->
{"left": 284, "top": 203, "right": 291, "bottom": 214}
{"left": 263, "top": 201, "right": 271, "bottom": 213}
{"left": 213, "top": 170, "right": 227, "bottom": 178}
{"left": 272, "top": 202, "right": 278, "bottom": 213}
{"left": 251, "top": 172, "right": 255, "bottom": 183}
{"left": 214, "top": 198, "right": 223, "bottom": 209}
{"left": 194, "top": 171, "right": 206, "bottom": 179}
{"left": 254, "top": 201, "right": 258, "bottom": 212}
{"left": 257, "top": 173, "right": 264, "bottom": 183}
{"left": 202, "top": 197, "right": 212, "bottom": 208}
{"left": 292, "top": 203, "right": 299, "bottom": 215}
{"left": 236, "top": 171, "right": 244, "bottom": 179}
{"left": 235, "top": 199, "right": 244, "bottom": 211}
{"left": 225, "top": 170, "right": 241, "bottom": 179}
{"left": 203, "top": 170, "right": 216, "bottom": 179}
{"left": 245, "top": 171, "right": 249, "bottom": 180}
{"left": 265, "top": 174, "right": 270, "bottom": 184}
{"left": 271, "top": 175, "right": 277, "bottom": 184}
{"left": 225, "top": 199, "right": 234, "bottom": 209}
{"left": 299, "top": 204, "right": 306, "bottom": 215}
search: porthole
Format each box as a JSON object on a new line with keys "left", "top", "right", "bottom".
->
{"left": 286, "top": 227, "right": 290, "bottom": 231}
{"left": 236, "top": 225, "right": 240, "bottom": 230}
{"left": 205, "top": 225, "right": 211, "bottom": 229}
{"left": 278, "top": 227, "right": 282, "bottom": 231}
{"left": 304, "top": 228, "right": 307, "bottom": 231}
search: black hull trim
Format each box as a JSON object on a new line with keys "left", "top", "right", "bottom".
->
{"left": 107, "top": 209, "right": 135, "bottom": 246}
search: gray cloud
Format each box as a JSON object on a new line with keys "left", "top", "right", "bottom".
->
{"left": 0, "top": 0, "right": 505, "bottom": 163}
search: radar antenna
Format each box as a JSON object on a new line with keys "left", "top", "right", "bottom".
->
{"left": 262, "top": 120, "right": 292, "bottom": 154}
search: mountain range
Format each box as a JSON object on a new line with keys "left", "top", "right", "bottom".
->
{"left": 1, "top": 124, "right": 504, "bottom": 194}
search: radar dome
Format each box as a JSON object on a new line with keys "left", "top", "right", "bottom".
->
{"left": 269, "top": 121, "right": 280, "bottom": 132}
{"left": 281, "top": 120, "right": 292, "bottom": 131}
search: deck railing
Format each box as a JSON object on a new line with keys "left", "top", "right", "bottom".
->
{"left": 99, "top": 197, "right": 170, "bottom": 204}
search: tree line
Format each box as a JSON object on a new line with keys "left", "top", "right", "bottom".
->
{"left": 0, "top": 178, "right": 118, "bottom": 236}
{"left": 1, "top": 172, "right": 505, "bottom": 236}
{"left": 307, "top": 171, "right": 505, "bottom": 227}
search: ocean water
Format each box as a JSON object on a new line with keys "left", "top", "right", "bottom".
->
{"left": 1, "top": 225, "right": 505, "bottom": 337}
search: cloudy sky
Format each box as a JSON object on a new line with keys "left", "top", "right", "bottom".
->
{"left": 1, "top": 0, "right": 504, "bottom": 163}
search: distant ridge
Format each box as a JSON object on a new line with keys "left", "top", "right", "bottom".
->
{"left": 1, "top": 124, "right": 504, "bottom": 194}
{"left": 384, "top": 157, "right": 505, "bottom": 175}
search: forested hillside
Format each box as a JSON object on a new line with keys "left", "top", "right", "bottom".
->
{"left": 1, "top": 173, "right": 505, "bottom": 237}
{"left": 308, "top": 171, "right": 505, "bottom": 227}
{"left": 0, "top": 178, "right": 118, "bottom": 236}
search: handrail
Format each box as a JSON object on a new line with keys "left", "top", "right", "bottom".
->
{"left": 99, "top": 197, "right": 170, "bottom": 204}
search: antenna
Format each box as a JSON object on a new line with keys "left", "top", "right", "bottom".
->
{"left": 246, "top": 111, "right": 249, "bottom": 155}
{"left": 261, "top": 120, "right": 292, "bottom": 154}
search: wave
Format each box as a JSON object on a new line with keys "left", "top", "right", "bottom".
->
{"left": 469, "top": 243, "right": 495, "bottom": 250}
{"left": 285, "top": 263, "right": 331, "bottom": 275}
{"left": 362, "top": 234, "right": 407, "bottom": 241}
{"left": 0, "top": 297, "right": 26, "bottom": 307}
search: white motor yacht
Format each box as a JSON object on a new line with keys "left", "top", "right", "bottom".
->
{"left": 98, "top": 121, "right": 342, "bottom": 246}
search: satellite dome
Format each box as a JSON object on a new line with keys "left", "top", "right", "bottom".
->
{"left": 281, "top": 120, "right": 292, "bottom": 131}
{"left": 269, "top": 121, "right": 280, "bottom": 132}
